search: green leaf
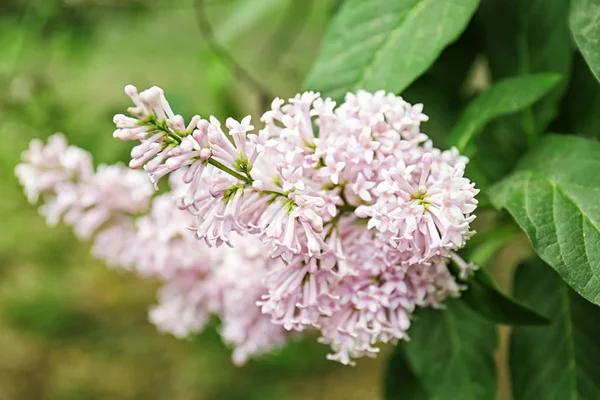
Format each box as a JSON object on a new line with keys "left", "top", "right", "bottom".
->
{"left": 402, "top": 23, "right": 482, "bottom": 145}
{"left": 559, "top": 53, "right": 600, "bottom": 140}
{"left": 446, "top": 74, "right": 561, "bottom": 152}
{"left": 255, "top": 0, "right": 315, "bottom": 70}
{"left": 510, "top": 258, "right": 600, "bottom": 399}
{"left": 403, "top": 81, "right": 459, "bottom": 145}
{"left": 412, "top": 22, "right": 482, "bottom": 104}
{"left": 570, "top": 0, "right": 600, "bottom": 83}
{"left": 461, "top": 268, "right": 550, "bottom": 326}
{"left": 490, "top": 135, "right": 600, "bottom": 305}
{"left": 384, "top": 346, "right": 431, "bottom": 400}
{"left": 215, "top": 0, "right": 288, "bottom": 44}
{"left": 468, "top": 0, "right": 573, "bottom": 186}
{"left": 477, "top": 0, "right": 573, "bottom": 130}
{"left": 304, "top": 0, "right": 480, "bottom": 100}
{"left": 402, "top": 300, "right": 497, "bottom": 399}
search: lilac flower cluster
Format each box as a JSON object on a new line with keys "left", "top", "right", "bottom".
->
{"left": 16, "top": 136, "right": 288, "bottom": 365}
{"left": 15, "top": 134, "right": 153, "bottom": 239}
{"left": 16, "top": 87, "right": 479, "bottom": 366}
{"left": 111, "top": 87, "right": 479, "bottom": 364}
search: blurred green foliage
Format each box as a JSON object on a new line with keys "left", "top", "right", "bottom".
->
{"left": 0, "top": 1, "right": 383, "bottom": 399}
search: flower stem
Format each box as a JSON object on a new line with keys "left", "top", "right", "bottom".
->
{"left": 338, "top": 183, "right": 351, "bottom": 207}
{"left": 208, "top": 158, "right": 252, "bottom": 184}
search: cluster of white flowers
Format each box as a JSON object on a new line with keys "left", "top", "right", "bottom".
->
{"left": 16, "top": 87, "right": 479, "bottom": 365}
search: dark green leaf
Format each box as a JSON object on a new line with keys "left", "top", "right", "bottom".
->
{"left": 558, "top": 53, "right": 600, "bottom": 139}
{"left": 490, "top": 135, "right": 600, "bottom": 304}
{"left": 469, "top": 0, "right": 573, "bottom": 186}
{"left": 476, "top": 0, "right": 573, "bottom": 130}
{"left": 402, "top": 23, "right": 483, "bottom": 145}
{"left": 402, "top": 300, "right": 497, "bottom": 399}
{"left": 384, "top": 346, "right": 431, "bottom": 400}
{"left": 447, "top": 74, "right": 561, "bottom": 152}
{"left": 304, "top": 0, "right": 480, "bottom": 100}
{"left": 510, "top": 258, "right": 600, "bottom": 399}
{"left": 403, "top": 81, "right": 459, "bottom": 145}
{"left": 462, "top": 268, "right": 550, "bottom": 326}
{"left": 413, "top": 21, "right": 482, "bottom": 103}
{"left": 570, "top": 0, "right": 600, "bottom": 83}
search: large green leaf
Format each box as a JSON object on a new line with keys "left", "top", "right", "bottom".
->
{"left": 510, "top": 258, "right": 600, "bottom": 399}
{"left": 402, "top": 300, "right": 497, "bottom": 399}
{"left": 490, "top": 135, "right": 600, "bottom": 304}
{"left": 570, "top": 0, "right": 600, "bottom": 83}
{"left": 446, "top": 74, "right": 560, "bottom": 152}
{"left": 477, "top": 0, "right": 573, "bottom": 130}
{"left": 461, "top": 268, "right": 549, "bottom": 326}
{"left": 304, "top": 0, "right": 480, "bottom": 100}
{"left": 384, "top": 346, "right": 431, "bottom": 400}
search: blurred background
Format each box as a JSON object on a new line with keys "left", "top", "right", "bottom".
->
{"left": 0, "top": 1, "right": 528, "bottom": 399}
{"left": 0, "top": 1, "right": 394, "bottom": 399}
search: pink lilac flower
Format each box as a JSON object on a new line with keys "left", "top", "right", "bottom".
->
{"left": 215, "top": 234, "right": 289, "bottom": 365}
{"left": 150, "top": 268, "right": 214, "bottom": 339}
{"left": 15, "top": 134, "right": 153, "bottom": 239}
{"left": 17, "top": 87, "right": 481, "bottom": 367}
{"left": 15, "top": 133, "right": 93, "bottom": 203}
{"left": 352, "top": 172, "right": 376, "bottom": 202}
{"left": 108, "top": 86, "right": 481, "bottom": 364}
{"left": 15, "top": 136, "right": 290, "bottom": 364}
{"left": 114, "top": 86, "right": 333, "bottom": 260}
